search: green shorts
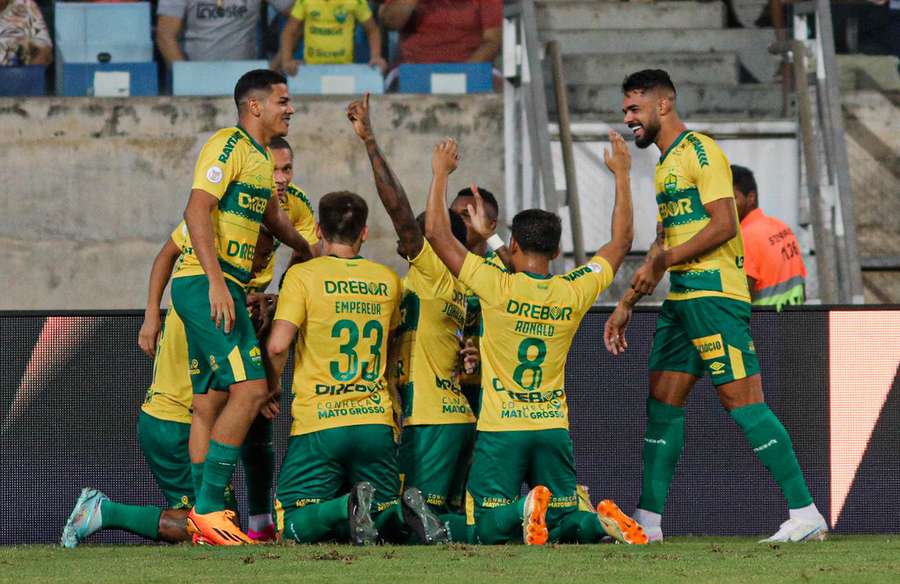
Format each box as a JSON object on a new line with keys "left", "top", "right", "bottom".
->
{"left": 274, "top": 425, "right": 401, "bottom": 533}
{"left": 648, "top": 297, "right": 760, "bottom": 386}
{"left": 170, "top": 275, "right": 265, "bottom": 393}
{"left": 465, "top": 429, "right": 578, "bottom": 528}
{"left": 137, "top": 411, "right": 193, "bottom": 509}
{"left": 399, "top": 423, "right": 475, "bottom": 512}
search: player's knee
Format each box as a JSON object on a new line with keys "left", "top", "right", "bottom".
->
{"left": 716, "top": 374, "right": 764, "bottom": 411}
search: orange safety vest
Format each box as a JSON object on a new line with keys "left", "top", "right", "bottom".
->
{"left": 739, "top": 208, "right": 807, "bottom": 310}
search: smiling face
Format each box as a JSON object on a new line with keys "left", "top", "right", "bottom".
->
{"left": 271, "top": 146, "right": 293, "bottom": 201}
{"left": 622, "top": 90, "right": 662, "bottom": 149}
{"left": 258, "top": 83, "right": 294, "bottom": 138}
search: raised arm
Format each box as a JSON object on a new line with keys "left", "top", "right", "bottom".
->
{"left": 594, "top": 130, "right": 635, "bottom": 273}
{"left": 138, "top": 237, "right": 182, "bottom": 357}
{"left": 347, "top": 93, "right": 423, "bottom": 259}
{"left": 424, "top": 139, "right": 468, "bottom": 277}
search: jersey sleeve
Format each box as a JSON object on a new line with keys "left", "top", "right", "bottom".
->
{"left": 191, "top": 132, "right": 240, "bottom": 200}
{"left": 408, "top": 240, "right": 454, "bottom": 298}
{"left": 354, "top": 0, "right": 373, "bottom": 21}
{"left": 274, "top": 265, "right": 308, "bottom": 327}
{"left": 691, "top": 136, "right": 734, "bottom": 206}
{"left": 458, "top": 252, "right": 509, "bottom": 307}
{"left": 290, "top": 0, "right": 306, "bottom": 20}
{"left": 566, "top": 255, "right": 614, "bottom": 312}
{"left": 156, "top": 0, "right": 188, "bottom": 19}
{"left": 170, "top": 221, "right": 190, "bottom": 251}
{"left": 289, "top": 189, "right": 319, "bottom": 245}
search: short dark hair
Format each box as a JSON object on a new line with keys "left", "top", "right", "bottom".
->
{"left": 455, "top": 186, "right": 499, "bottom": 220}
{"left": 622, "top": 69, "right": 676, "bottom": 97}
{"left": 269, "top": 136, "right": 293, "bottom": 154}
{"left": 731, "top": 164, "right": 757, "bottom": 195}
{"left": 234, "top": 69, "right": 287, "bottom": 111}
{"left": 416, "top": 210, "right": 467, "bottom": 246}
{"left": 318, "top": 191, "right": 368, "bottom": 244}
{"left": 511, "top": 209, "right": 562, "bottom": 256}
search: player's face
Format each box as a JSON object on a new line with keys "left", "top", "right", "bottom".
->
{"left": 271, "top": 148, "right": 294, "bottom": 200}
{"left": 261, "top": 83, "right": 294, "bottom": 137}
{"left": 450, "top": 196, "right": 478, "bottom": 248}
{"left": 733, "top": 185, "right": 751, "bottom": 221}
{"left": 622, "top": 90, "right": 660, "bottom": 149}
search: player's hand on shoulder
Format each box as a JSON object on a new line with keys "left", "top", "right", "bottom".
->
{"left": 603, "top": 304, "right": 631, "bottom": 356}
{"left": 432, "top": 138, "right": 460, "bottom": 176}
{"left": 347, "top": 92, "right": 374, "bottom": 141}
{"left": 138, "top": 311, "right": 161, "bottom": 358}
{"left": 603, "top": 130, "right": 631, "bottom": 176}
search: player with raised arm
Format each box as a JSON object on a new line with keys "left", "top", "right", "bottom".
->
{"left": 346, "top": 94, "right": 476, "bottom": 540}
{"left": 266, "top": 191, "right": 447, "bottom": 545}
{"left": 604, "top": 69, "right": 826, "bottom": 543}
{"left": 424, "top": 136, "right": 645, "bottom": 545}
{"left": 172, "top": 69, "right": 312, "bottom": 545}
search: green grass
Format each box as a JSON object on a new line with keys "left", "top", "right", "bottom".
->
{"left": 2, "top": 537, "right": 899, "bottom": 583}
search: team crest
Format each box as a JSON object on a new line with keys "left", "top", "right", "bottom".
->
{"left": 664, "top": 173, "right": 678, "bottom": 195}
{"left": 333, "top": 7, "right": 348, "bottom": 23}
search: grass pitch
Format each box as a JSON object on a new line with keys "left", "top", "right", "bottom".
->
{"left": 2, "top": 536, "right": 898, "bottom": 583}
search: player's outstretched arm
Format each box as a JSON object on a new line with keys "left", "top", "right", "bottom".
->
{"left": 463, "top": 184, "right": 515, "bottom": 272}
{"left": 424, "top": 139, "right": 468, "bottom": 277}
{"left": 138, "top": 237, "right": 181, "bottom": 358}
{"left": 262, "top": 196, "right": 313, "bottom": 263}
{"left": 594, "top": 130, "right": 635, "bottom": 274}
{"left": 347, "top": 93, "right": 423, "bottom": 259}
{"left": 184, "top": 188, "right": 235, "bottom": 332}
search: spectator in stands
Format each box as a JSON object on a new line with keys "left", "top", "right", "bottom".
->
{"left": 0, "top": 0, "right": 52, "bottom": 66}
{"left": 156, "top": 0, "right": 295, "bottom": 64}
{"left": 271, "top": 0, "right": 387, "bottom": 76}
{"left": 732, "top": 165, "right": 807, "bottom": 310}
{"left": 379, "top": 0, "right": 501, "bottom": 65}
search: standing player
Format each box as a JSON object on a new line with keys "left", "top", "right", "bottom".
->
{"left": 603, "top": 69, "right": 826, "bottom": 542}
{"left": 173, "top": 69, "right": 312, "bottom": 545}
{"left": 346, "top": 95, "right": 476, "bottom": 533}
{"left": 266, "top": 191, "right": 447, "bottom": 545}
{"left": 424, "top": 136, "right": 644, "bottom": 546}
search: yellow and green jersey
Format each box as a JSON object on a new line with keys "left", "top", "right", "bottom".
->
{"left": 142, "top": 222, "right": 195, "bottom": 424}
{"left": 457, "top": 252, "right": 614, "bottom": 432}
{"left": 247, "top": 183, "right": 318, "bottom": 292}
{"left": 395, "top": 241, "right": 475, "bottom": 426}
{"left": 275, "top": 255, "right": 402, "bottom": 436}
{"left": 656, "top": 130, "right": 750, "bottom": 303}
{"left": 290, "top": 0, "right": 372, "bottom": 64}
{"left": 459, "top": 249, "right": 504, "bottom": 388}
{"left": 173, "top": 126, "right": 274, "bottom": 288}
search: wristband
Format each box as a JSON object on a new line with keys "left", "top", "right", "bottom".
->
{"left": 487, "top": 234, "right": 504, "bottom": 251}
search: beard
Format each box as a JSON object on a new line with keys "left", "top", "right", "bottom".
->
{"left": 634, "top": 121, "right": 660, "bottom": 149}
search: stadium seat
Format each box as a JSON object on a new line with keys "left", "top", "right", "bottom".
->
{"left": 396, "top": 63, "right": 493, "bottom": 94}
{"left": 287, "top": 64, "right": 384, "bottom": 95}
{"left": 172, "top": 61, "right": 269, "bottom": 96}
{"left": 0, "top": 65, "right": 47, "bottom": 96}
{"left": 54, "top": 2, "right": 156, "bottom": 96}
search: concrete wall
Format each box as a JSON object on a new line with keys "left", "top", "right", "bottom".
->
{"left": 0, "top": 94, "right": 503, "bottom": 309}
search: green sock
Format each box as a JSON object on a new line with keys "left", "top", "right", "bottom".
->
{"left": 282, "top": 495, "right": 349, "bottom": 543}
{"left": 474, "top": 498, "right": 525, "bottom": 545}
{"left": 441, "top": 513, "right": 474, "bottom": 544}
{"left": 730, "top": 403, "right": 814, "bottom": 508}
{"left": 190, "top": 463, "right": 204, "bottom": 504}
{"left": 637, "top": 398, "right": 685, "bottom": 514}
{"left": 242, "top": 417, "right": 275, "bottom": 517}
{"left": 196, "top": 441, "right": 241, "bottom": 514}
{"left": 552, "top": 510, "right": 605, "bottom": 543}
{"left": 100, "top": 500, "right": 161, "bottom": 540}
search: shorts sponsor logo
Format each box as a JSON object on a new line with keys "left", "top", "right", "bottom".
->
{"left": 209, "top": 355, "right": 219, "bottom": 372}
{"left": 206, "top": 165, "right": 224, "bottom": 184}
{"left": 710, "top": 361, "right": 726, "bottom": 375}
{"left": 692, "top": 333, "right": 726, "bottom": 360}
{"left": 190, "top": 359, "right": 200, "bottom": 375}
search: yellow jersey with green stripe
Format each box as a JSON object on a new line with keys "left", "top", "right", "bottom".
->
{"left": 395, "top": 241, "right": 475, "bottom": 426}
{"left": 459, "top": 249, "right": 505, "bottom": 389}
{"left": 275, "top": 255, "right": 402, "bottom": 436}
{"left": 141, "top": 222, "right": 195, "bottom": 424}
{"left": 656, "top": 130, "right": 750, "bottom": 303}
{"left": 247, "top": 183, "right": 318, "bottom": 292}
{"left": 173, "top": 126, "right": 274, "bottom": 287}
{"left": 457, "top": 253, "right": 614, "bottom": 432}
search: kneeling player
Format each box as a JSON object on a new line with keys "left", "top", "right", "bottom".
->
{"left": 266, "top": 192, "right": 447, "bottom": 545}
{"left": 424, "top": 136, "right": 645, "bottom": 545}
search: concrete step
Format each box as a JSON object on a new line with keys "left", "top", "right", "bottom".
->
{"left": 536, "top": 1, "right": 725, "bottom": 31}
{"left": 562, "top": 52, "right": 740, "bottom": 86}
{"left": 542, "top": 28, "right": 779, "bottom": 83}
{"left": 553, "top": 83, "right": 785, "bottom": 119}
